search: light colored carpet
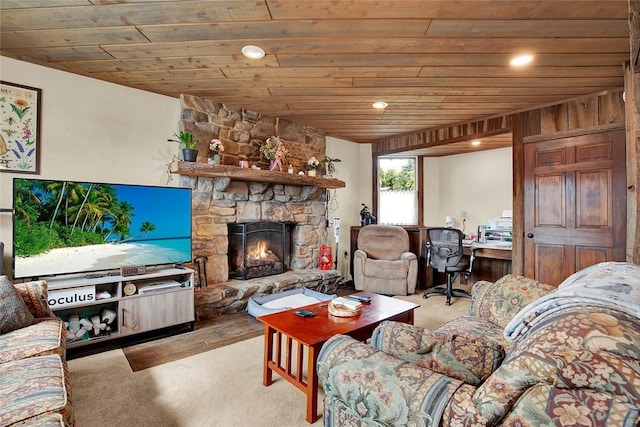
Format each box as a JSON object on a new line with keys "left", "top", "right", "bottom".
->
{"left": 396, "top": 285, "right": 471, "bottom": 330}
{"left": 68, "top": 289, "right": 471, "bottom": 427}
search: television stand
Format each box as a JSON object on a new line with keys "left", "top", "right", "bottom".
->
{"left": 47, "top": 267, "right": 195, "bottom": 351}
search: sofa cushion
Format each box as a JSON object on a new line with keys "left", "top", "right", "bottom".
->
{"left": 435, "top": 315, "right": 510, "bottom": 349}
{"left": 411, "top": 335, "right": 504, "bottom": 386}
{"left": 0, "top": 318, "right": 66, "bottom": 364}
{"left": 0, "top": 276, "right": 35, "bottom": 334}
{"left": 473, "top": 305, "right": 640, "bottom": 424}
{"left": 502, "top": 384, "right": 640, "bottom": 427}
{"left": 14, "top": 280, "right": 55, "bottom": 318}
{"left": 370, "top": 321, "right": 505, "bottom": 386}
{"left": 442, "top": 384, "right": 489, "bottom": 427}
{"left": 363, "top": 258, "right": 409, "bottom": 279}
{"left": 0, "top": 355, "right": 72, "bottom": 427}
{"left": 469, "top": 275, "right": 555, "bottom": 328}
{"left": 318, "top": 334, "right": 462, "bottom": 426}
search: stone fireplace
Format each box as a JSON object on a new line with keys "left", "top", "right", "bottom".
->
{"left": 172, "top": 94, "right": 345, "bottom": 320}
{"left": 228, "top": 221, "right": 293, "bottom": 280}
{"left": 177, "top": 169, "right": 343, "bottom": 320}
{"left": 182, "top": 173, "right": 329, "bottom": 285}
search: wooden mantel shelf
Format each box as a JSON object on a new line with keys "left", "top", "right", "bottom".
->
{"left": 172, "top": 162, "right": 346, "bottom": 189}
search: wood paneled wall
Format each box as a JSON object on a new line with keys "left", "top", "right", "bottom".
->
{"left": 628, "top": 1, "right": 640, "bottom": 263}
{"left": 372, "top": 88, "right": 634, "bottom": 274}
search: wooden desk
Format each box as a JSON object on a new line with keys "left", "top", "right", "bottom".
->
{"left": 427, "top": 244, "right": 512, "bottom": 288}
{"left": 465, "top": 244, "right": 512, "bottom": 284}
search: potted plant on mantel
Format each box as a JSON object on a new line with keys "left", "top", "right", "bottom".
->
{"left": 168, "top": 131, "right": 199, "bottom": 162}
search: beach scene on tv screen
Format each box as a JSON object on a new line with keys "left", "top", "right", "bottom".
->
{"left": 13, "top": 179, "right": 192, "bottom": 278}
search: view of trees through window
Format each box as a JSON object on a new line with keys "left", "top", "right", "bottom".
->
{"left": 377, "top": 157, "right": 418, "bottom": 225}
{"left": 379, "top": 158, "right": 415, "bottom": 190}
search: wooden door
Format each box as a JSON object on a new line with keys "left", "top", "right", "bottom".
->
{"left": 523, "top": 130, "right": 626, "bottom": 286}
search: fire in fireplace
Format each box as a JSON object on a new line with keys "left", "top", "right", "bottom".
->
{"left": 228, "top": 222, "right": 293, "bottom": 280}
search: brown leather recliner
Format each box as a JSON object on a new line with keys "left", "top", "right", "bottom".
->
{"left": 353, "top": 225, "right": 418, "bottom": 295}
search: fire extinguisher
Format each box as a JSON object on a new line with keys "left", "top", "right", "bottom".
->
{"left": 318, "top": 244, "right": 333, "bottom": 270}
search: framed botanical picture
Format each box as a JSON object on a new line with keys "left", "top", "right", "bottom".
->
{"left": 0, "top": 81, "right": 42, "bottom": 174}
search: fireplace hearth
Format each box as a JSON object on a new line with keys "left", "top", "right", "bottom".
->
{"left": 228, "top": 222, "right": 293, "bottom": 280}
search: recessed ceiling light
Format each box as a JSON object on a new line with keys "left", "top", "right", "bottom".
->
{"left": 241, "top": 45, "right": 265, "bottom": 59}
{"left": 372, "top": 101, "right": 388, "bottom": 109}
{"left": 471, "top": 140, "right": 481, "bottom": 146}
{"left": 510, "top": 54, "right": 534, "bottom": 67}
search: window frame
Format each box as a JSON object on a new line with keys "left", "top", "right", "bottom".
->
{"left": 372, "top": 155, "right": 423, "bottom": 226}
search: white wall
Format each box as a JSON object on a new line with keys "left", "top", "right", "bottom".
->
{"left": 423, "top": 147, "right": 513, "bottom": 236}
{"left": 325, "top": 137, "right": 367, "bottom": 281}
{"left": 0, "top": 57, "right": 181, "bottom": 275}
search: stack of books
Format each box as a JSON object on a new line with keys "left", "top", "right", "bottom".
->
{"left": 328, "top": 297, "right": 362, "bottom": 317}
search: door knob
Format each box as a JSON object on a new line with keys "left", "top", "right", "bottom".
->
{"left": 527, "top": 233, "right": 534, "bottom": 238}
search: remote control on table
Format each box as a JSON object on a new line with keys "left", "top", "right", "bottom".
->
{"left": 346, "top": 295, "right": 372, "bottom": 303}
{"left": 293, "top": 309, "right": 315, "bottom": 317}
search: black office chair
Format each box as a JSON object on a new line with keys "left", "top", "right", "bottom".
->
{"left": 423, "top": 227, "right": 476, "bottom": 306}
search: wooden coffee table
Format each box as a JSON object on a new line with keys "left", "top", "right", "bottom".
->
{"left": 257, "top": 291, "right": 419, "bottom": 423}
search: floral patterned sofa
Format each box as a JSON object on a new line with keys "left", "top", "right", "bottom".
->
{"left": 317, "top": 262, "right": 640, "bottom": 426}
{"left": 0, "top": 276, "right": 74, "bottom": 426}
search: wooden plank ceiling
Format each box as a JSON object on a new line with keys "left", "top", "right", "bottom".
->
{"left": 0, "top": 0, "right": 630, "bottom": 149}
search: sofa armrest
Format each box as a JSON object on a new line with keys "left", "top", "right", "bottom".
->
{"left": 400, "top": 252, "right": 418, "bottom": 294}
{"left": 400, "top": 251, "right": 416, "bottom": 261}
{"left": 353, "top": 249, "right": 367, "bottom": 259}
{"left": 352, "top": 249, "right": 367, "bottom": 290}
{"left": 318, "top": 334, "right": 462, "bottom": 426}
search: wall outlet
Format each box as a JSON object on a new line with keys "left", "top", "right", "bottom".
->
{"left": 460, "top": 210, "right": 467, "bottom": 220}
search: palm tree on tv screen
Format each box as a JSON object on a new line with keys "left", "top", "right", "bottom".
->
{"left": 13, "top": 180, "right": 139, "bottom": 256}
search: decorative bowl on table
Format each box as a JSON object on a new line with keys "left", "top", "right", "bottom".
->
{"left": 328, "top": 297, "right": 362, "bottom": 317}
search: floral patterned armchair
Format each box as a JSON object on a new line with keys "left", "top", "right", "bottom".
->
{"left": 317, "top": 263, "right": 640, "bottom": 426}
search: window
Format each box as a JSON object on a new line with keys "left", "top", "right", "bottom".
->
{"left": 377, "top": 156, "right": 418, "bottom": 225}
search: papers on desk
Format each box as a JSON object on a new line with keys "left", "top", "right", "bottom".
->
{"left": 471, "top": 241, "right": 512, "bottom": 249}
{"left": 489, "top": 241, "right": 513, "bottom": 248}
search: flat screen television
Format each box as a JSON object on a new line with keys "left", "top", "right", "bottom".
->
{"left": 12, "top": 178, "right": 192, "bottom": 279}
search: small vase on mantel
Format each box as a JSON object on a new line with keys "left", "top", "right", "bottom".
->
{"left": 208, "top": 154, "right": 221, "bottom": 165}
{"left": 307, "top": 169, "right": 317, "bottom": 177}
{"left": 269, "top": 159, "right": 282, "bottom": 171}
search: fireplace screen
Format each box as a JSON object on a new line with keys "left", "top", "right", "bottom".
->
{"left": 228, "top": 222, "right": 293, "bottom": 280}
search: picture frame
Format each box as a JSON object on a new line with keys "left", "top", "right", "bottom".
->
{"left": 0, "top": 81, "right": 42, "bottom": 174}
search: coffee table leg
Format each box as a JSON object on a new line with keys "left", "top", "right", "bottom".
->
{"left": 306, "top": 344, "right": 321, "bottom": 423}
{"left": 263, "top": 325, "right": 274, "bottom": 386}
